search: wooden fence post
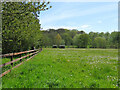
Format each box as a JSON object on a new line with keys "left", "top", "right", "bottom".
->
{"left": 11, "top": 54, "right": 13, "bottom": 67}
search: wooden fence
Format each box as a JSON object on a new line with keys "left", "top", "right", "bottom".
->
{"left": 0, "top": 48, "right": 42, "bottom": 77}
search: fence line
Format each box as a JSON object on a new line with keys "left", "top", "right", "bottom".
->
{"left": 0, "top": 48, "right": 42, "bottom": 77}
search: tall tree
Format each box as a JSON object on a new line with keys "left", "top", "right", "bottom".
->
{"left": 104, "top": 32, "right": 110, "bottom": 48}
{"left": 93, "top": 37, "right": 106, "bottom": 48}
{"left": 73, "top": 34, "right": 90, "bottom": 48}
{"left": 2, "top": 1, "right": 52, "bottom": 53}
{"left": 62, "top": 33, "right": 72, "bottom": 46}
{"left": 110, "top": 31, "right": 119, "bottom": 48}
{"left": 55, "top": 34, "right": 62, "bottom": 46}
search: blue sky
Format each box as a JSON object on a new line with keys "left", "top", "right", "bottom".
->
{"left": 39, "top": 2, "right": 118, "bottom": 33}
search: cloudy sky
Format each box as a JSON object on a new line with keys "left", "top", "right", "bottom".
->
{"left": 39, "top": 2, "right": 118, "bottom": 33}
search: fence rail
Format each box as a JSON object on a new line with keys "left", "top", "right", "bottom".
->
{"left": 0, "top": 48, "right": 42, "bottom": 77}
{"left": 1, "top": 49, "right": 38, "bottom": 58}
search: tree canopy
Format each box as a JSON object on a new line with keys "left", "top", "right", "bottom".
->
{"left": 41, "top": 29, "right": 119, "bottom": 49}
{"left": 2, "top": 1, "right": 52, "bottom": 54}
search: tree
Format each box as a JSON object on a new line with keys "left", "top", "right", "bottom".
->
{"left": 62, "top": 33, "right": 72, "bottom": 46}
{"left": 55, "top": 34, "right": 62, "bottom": 46}
{"left": 2, "top": 1, "right": 52, "bottom": 53}
{"left": 89, "top": 32, "right": 99, "bottom": 48}
{"left": 99, "top": 32, "right": 104, "bottom": 37}
{"left": 93, "top": 37, "right": 106, "bottom": 48}
{"left": 104, "top": 32, "right": 110, "bottom": 48}
{"left": 110, "top": 31, "right": 119, "bottom": 48}
{"left": 69, "top": 30, "right": 77, "bottom": 39}
{"left": 41, "top": 34, "right": 50, "bottom": 48}
{"left": 48, "top": 30, "right": 57, "bottom": 45}
{"left": 73, "top": 34, "right": 80, "bottom": 47}
{"left": 61, "top": 39, "right": 65, "bottom": 45}
{"left": 77, "top": 30, "right": 85, "bottom": 34}
{"left": 73, "top": 34, "right": 90, "bottom": 48}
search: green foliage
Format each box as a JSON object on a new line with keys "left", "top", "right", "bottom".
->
{"left": 55, "top": 34, "right": 62, "bottom": 46}
{"left": 62, "top": 33, "right": 72, "bottom": 46}
{"left": 2, "top": 1, "right": 52, "bottom": 53}
{"left": 41, "top": 29, "right": 119, "bottom": 49}
{"left": 73, "top": 34, "right": 90, "bottom": 48}
{"left": 61, "top": 39, "right": 65, "bottom": 45}
{"left": 93, "top": 37, "right": 106, "bottom": 48}
{"left": 73, "top": 34, "right": 80, "bottom": 46}
{"left": 89, "top": 32, "right": 99, "bottom": 47}
{"left": 110, "top": 31, "right": 119, "bottom": 48}
{"left": 68, "top": 30, "right": 77, "bottom": 38}
{"left": 40, "top": 28, "right": 119, "bottom": 49}
{"left": 40, "top": 34, "right": 51, "bottom": 48}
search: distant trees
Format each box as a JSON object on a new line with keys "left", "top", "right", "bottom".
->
{"left": 68, "top": 30, "right": 77, "bottom": 38}
{"left": 104, "top": 32, "right": 110, "bottom": 48}
{"left": 61, "top": 40, "right": 65, "bottom": 45}
{"left": 73, "top": 34, "right": 80, "bottom": 47}
{"left": 55, "top": 34, "right": 62, "bottom": 46}
{"left": 93, "top": 37, "right": 106, "bottom": 48}
{"left": 62, "top": 33, "right": 72, "bottom": 46}
{"left": 73, "top": 34, "right": 90, "bottom": 48}
{"left": 41, "top": 29, "right": 119, "bottom": 49}
{"left": 110, "top": 31, "right": 119, "bottom": 48}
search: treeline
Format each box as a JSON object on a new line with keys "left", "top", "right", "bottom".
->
{"left": 40, "top": 29, "right": 120, "bottom": 49}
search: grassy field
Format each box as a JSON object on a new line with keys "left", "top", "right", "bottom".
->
{"left": 2, "top": 48, "right": 118, "bottom": 88}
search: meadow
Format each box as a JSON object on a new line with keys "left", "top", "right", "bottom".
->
{"left": 2, "top": 48, "right": 118, "bottom": 88}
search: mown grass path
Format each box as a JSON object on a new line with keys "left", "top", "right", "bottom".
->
{"left": 2, "top": 48, "right": 118, "bottom": 88}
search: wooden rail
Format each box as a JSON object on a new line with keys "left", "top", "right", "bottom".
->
{"left": 0, "top": 48, "right": 42, "bottom": 77}
{"left": 0, "top": 49, "right": 37, "bottom": 58}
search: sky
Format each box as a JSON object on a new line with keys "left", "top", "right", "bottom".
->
{"left": 39, "top": 2, "right": 118, "bottom": 33}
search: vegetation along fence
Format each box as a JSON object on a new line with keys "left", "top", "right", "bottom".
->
{"left": 0, "top": 48, "right": 42, "bottom": 77}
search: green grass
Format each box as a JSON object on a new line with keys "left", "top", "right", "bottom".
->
{"left": 2, "top": 48, "right": 118, "bottom": 88}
